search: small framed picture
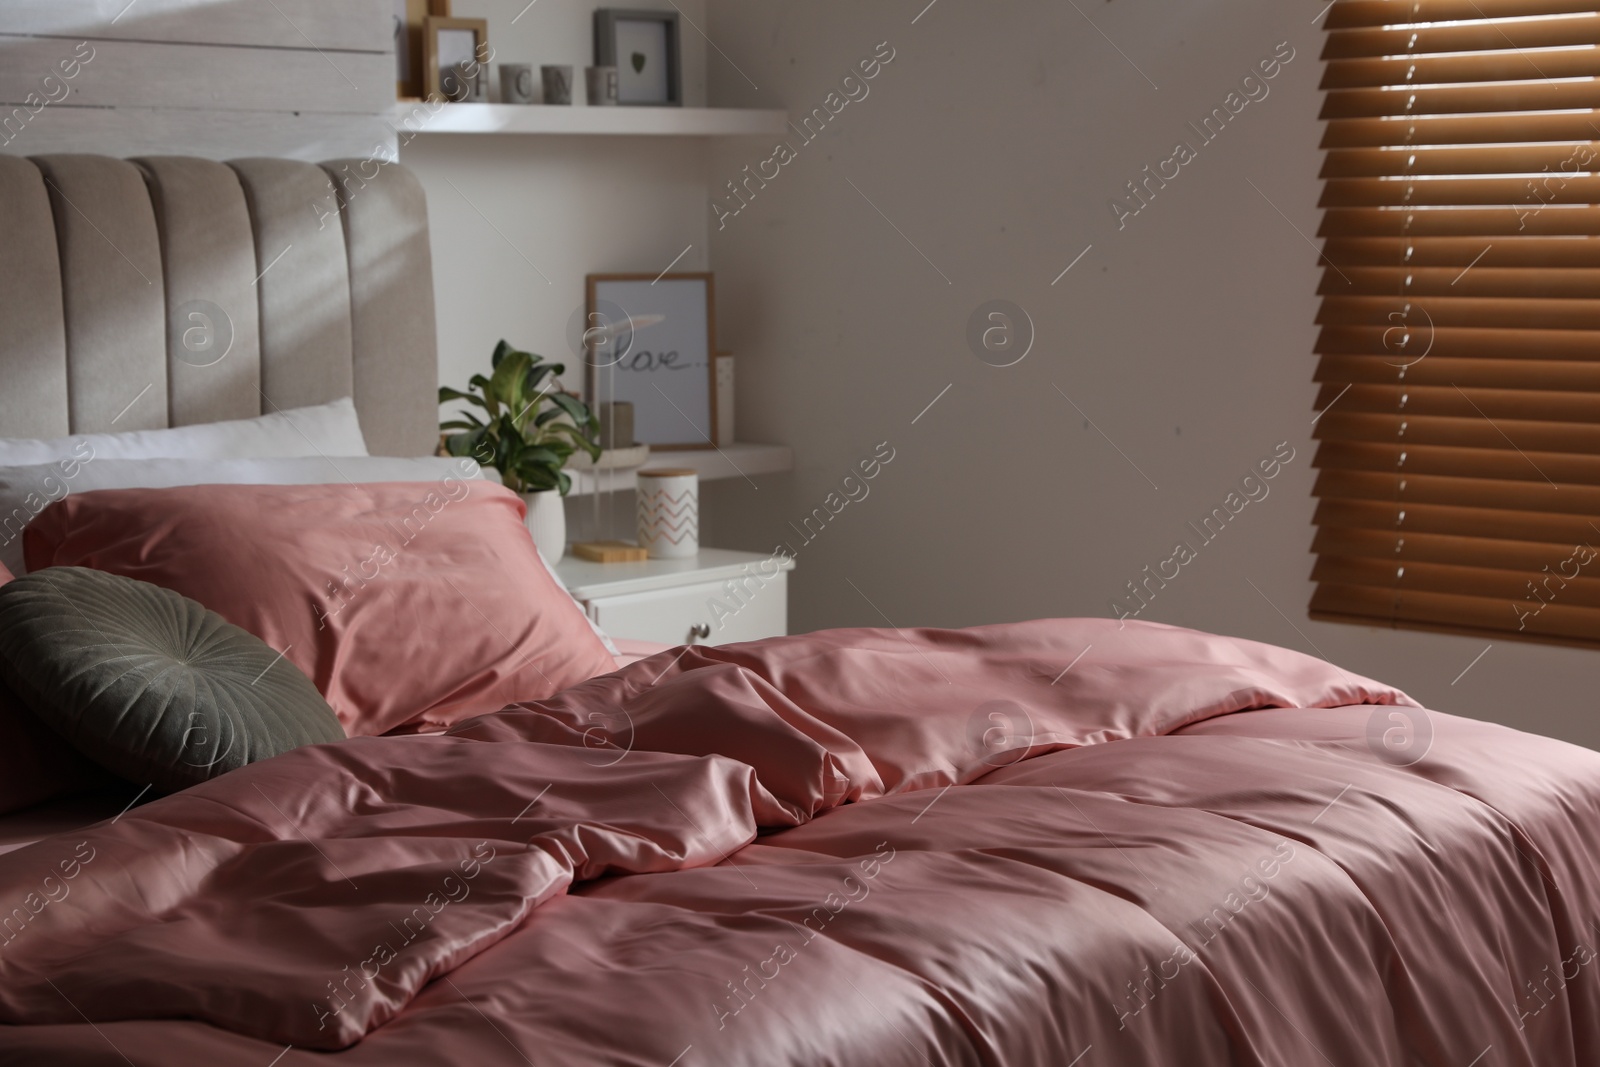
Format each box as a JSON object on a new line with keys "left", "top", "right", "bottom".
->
{"left": 423, "top": 16, "right": 489, "bottom": 101}
{"left": 394, "top": 0, "right": 452, "bottom": 99}
{"left": 586, "top": 273, "right": 717, "bottom": 449}
{"left": 594, "top": 9, "right": 682, "bottom": 106}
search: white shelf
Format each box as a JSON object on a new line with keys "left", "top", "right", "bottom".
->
{"left": 393, "top": 102, "right": 789, "bottom": 137}
{"left": 570, "top": 442, "right": 792, "bottom": 494}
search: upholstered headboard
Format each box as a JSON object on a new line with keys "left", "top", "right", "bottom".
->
{"left": 0, "top": 154, "right": 438, "bottom": 456}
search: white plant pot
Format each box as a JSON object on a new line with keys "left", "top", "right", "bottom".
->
{"left": 520, "top": 489, "right": 566, "bottom": 563}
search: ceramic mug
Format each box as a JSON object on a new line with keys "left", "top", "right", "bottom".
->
{"left": 443, "top": 60, "right": 486, "bottom": 102}
{"left": 541, "top": 65, "right": 574, "bottom": 105}
{"left": 441, "top": 60, "right": 474, "bottom": 102}
{"left": 636, "top": 468, "right": 698, "bottom": 560}
{"left": 586, "top": 66, "right": 619, "bottom": 106}
{"left": 500, "top": 63, "right": 535, "bottom": 104}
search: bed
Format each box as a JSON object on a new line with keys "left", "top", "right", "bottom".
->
{"left": 1, "top": 154, "right": 1599, "bottom": 1067}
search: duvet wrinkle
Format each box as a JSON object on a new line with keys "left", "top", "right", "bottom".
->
{"left": 965, "top": 745, "right": 1491, "bottom": 1057}
{"left": 1139, "top": 760, "right": 1554, "bottom": 1063}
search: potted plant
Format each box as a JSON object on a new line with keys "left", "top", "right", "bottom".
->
{"left": 439, "top": 340, "right": 601, "bottom": 562}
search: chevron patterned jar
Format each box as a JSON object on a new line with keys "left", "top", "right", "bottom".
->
{"left": 636, "top": 468, "right": 699, "bottom": 560}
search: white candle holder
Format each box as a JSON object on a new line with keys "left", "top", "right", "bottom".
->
{"left": 635, "top": 469, "right": 698, "bottom": 559}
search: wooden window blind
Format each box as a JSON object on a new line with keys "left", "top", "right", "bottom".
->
{"left": 1312, "top": 0, "right": 1600, "bottom": 644}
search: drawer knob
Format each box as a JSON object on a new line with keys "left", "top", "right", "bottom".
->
{"left": 688, "top": 623, "right": 711, "bottom": 643}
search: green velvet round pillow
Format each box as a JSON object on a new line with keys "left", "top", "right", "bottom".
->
{"left": 0, "top": 566, "right": 344, "bottom": 794}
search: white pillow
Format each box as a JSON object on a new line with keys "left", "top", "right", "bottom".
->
{"left": 0, "top": 398, "right": 369, "bottom": 467}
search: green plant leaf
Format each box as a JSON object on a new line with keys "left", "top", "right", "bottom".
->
{"left": 443, "top": 427, "right": 487, "bottom": 459}
{"left": 490, "top": 339, "right": 514, "bottom": 369}
{"left": 463, "top": 374, "right": 498, "bottom": 418}
{"left": 543, "top": 419, "right": 589, "bottom": 444}
{"left": 495, "top": 410, "right": 526, "bottom": 443}
{"left": 518, "top": 445, "right": 564, "bottom": 469}
{"left": 439, "top": 417, "right": 485, "bottom": 431}
{"left": 489, "top": 351, "right": 533, "bottom": 424}
{"left": 516, "top": 464, "right": 561, "bottom": 493}
{"left": 438, "top": 386, "right": 488, "bottom": 408}
{"left": 525, "top": 363, "right": 556, "bottom": 396}
{"left": 548, "top": 391, "right": 594, "bottom": 429}
{"left": 544, "top": 420, "right": 602, "bottom": 460}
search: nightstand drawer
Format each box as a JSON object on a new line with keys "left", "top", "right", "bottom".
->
{"left": 586, "top": 572, "right": 788, "bottom": 646}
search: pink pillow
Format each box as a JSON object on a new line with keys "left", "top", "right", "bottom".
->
{"left": 0, "top": 561, "right": 11, "bottom": 586}
{"left": 25, "top": 481, "right": 616, "bottom": 736}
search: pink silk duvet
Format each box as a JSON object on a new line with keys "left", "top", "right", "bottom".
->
{"left": 0, "top": 618, "right": 1598, "bottom": 1066}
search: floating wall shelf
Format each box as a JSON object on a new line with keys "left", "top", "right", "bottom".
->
{"left": 391, "top": 102, "right": 790, "bottom": 137}
{"left": 569, "top": 443, "right": 793, "bottom": 495}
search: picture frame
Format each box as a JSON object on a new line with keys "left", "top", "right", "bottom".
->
{"left": 594, "top": 9, "right": 682, "bottom": 107}
{"left": 585, "top": 273, "right": 717, "bottom": 449}
{"left": 423, "top": 16, "right": 489, "bottom": 102}
{"left": 394, "top": 0, "right": 453, "bottom": 99}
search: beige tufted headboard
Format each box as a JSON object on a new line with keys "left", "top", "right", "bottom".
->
{"left": 0, "top": 154, "right": 438, "bottom": 456}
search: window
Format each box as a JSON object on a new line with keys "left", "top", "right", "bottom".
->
{"left": 1311, "top": 0, "right": 1600, "bottom": 644}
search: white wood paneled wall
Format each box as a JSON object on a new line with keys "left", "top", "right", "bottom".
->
{"left": 0, "top": 0, "right": 396, "bottom": 160}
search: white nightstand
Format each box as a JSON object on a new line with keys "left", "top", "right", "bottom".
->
{"left": 554, "top": 548, "right": 796, "bottom": 647}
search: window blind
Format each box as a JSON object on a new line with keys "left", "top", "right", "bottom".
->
{"left": 1312, "top": 0, "right": 1600, "bottom": 643}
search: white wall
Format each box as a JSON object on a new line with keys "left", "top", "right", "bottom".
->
{"left": 698, "top": 0, "right": 1600, "bottom": 748}
{"left": 403, "top": 129, "right": 712, "bottom": 415}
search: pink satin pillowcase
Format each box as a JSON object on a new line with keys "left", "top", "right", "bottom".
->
{"left": 24, "top": 480, "right": 617, "bottom": 736}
